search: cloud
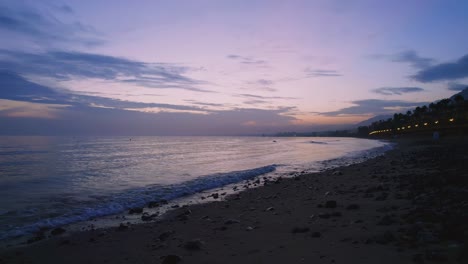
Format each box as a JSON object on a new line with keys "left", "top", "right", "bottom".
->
{"left": 447, "top": 82, "right": 468, "bottom": 91}
{"left": 0, "top": 50, "right": 210, "bottom": 92}
{"left": 0, "top": 71, "right": 210, "bottom": 113}
{"left": 372, "top": 87, "right": 425, "bottom": 95}
{"left": 227, "top": 54, "right": 267, "bottom": 65}
{"left": 235, "top": 94, "right": 297, "bottom": 100}
{"left": 391, "top": 50, "right": 434, "bottom": 69}
{"left": 0, "top": 2, "right": 102, "bottom": 47}
{"left": 305, "top": 68, "right": 342, "bottom": 77}
{"left": 411, "top": 54, "right": 468, "bottom": 82}
{"left": 320, "top": 99, "right": 428, "bottom": 116}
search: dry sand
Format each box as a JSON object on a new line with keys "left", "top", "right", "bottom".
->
{"left": 1, "top": 136, "right": 467, "bottom": 264}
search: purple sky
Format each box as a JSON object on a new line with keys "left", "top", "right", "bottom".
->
{"left": 1, "top": 0, "right": 467, "bottom": 135}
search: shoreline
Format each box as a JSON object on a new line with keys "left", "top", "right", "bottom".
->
{"left": 1, "top": 136, "right": 466, "bottom": 263}
{"left": 0, "top": 138, "right": 391, "bottom": 246}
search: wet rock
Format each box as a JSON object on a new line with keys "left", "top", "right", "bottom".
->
{"left": 325, "top": 200, "right": 337, "bottom": 208}
{"left": 117, "top": 223, "right": 129, "bottom": 231}
{"left": 128, "top": 207, "right": 143, "bottom": 214}
{"left": 291, "top": 227, "right": 310, "bottom": 233}
{"left": 51, "top": 227, "right": 66, "bottom": 236}
{"left": 183, "top": 239, "right": 204, "bottom": 251}
{"left": 27, "top": 234, "right": 45, "bottom": 244}
{"left": 212, "top": 193, "right": 219, "bottom": 199}
{"left": 148, "top": 201, "right": 164, "bottom": 208}
{"left": 161, "top": 254, "right": 182, "bottom": 264}
{"left": 141, "top": 212, "right": 158, "bottom": 221}
{"left": 346, "top": 204, "right": 360, "bottom": 210}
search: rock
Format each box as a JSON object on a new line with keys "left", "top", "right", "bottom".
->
{"left": 377, "top": 215, "right": 396, "bottom": 226}
{"left": 117, "top": 223, "right": 129, "bottom": 231}
{"left": 183, "top": 239, "right": 204, "bottom": 251}
{"left": 318, "top": 213, "right": 330, "bottom": 219}
{"left": 291, "top": 227, "right": 310, "bottom": 233}
{"left": 171, "top": 205, "right": 180, "bottom": 208}
{"left": 141, "top": 212, "right": 158, "bottom": 221}
{"left": 128, "top": 207, "right": 143, "bottom": 214}
{"left": 161, "top": 254, "right": 182, "bottom": 264}
{"left": 311, "top": 232, "right": 322, "bottom": 238}
{"left": 325, "top": 200, "right": 337, "bottom": 208}
{"left": 331, "top": 212, "right": 342, "bottom": 217}
{"left": 158, "top": 230, "right": 175, "bottom": 241}
{"left": 212, "top": 193, "right": 219, "bottom": 199}
{"left": 224, "top": 219, "right": 240, "bottom": 225}
{"left": 346, "top": 204, "right": 360, "bottom": 210}
{"left": 51, "top": 227, "right": 66, "bottom": 236}
{"left": 374, "top": 231, "right": 395, "bottom": 244}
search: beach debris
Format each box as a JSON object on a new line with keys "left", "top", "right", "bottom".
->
{"left": 291, "top": 226, "right": 310, "bottom": 233}
{"left": 128, "top": 207, "right": 143, "bottom": 214}
{"left": 266, "top": 207, "right": 275, "bottom": 211}
{"left": 183, "top": 239, "right": 204, "bottom": 251}
{"left": 325, "top": 200, "right": 337, "bottom": 208}
{"left": 245, "top": 226, "right": 254, "bottom": 231}
{"left": 50, "top": 227, "right": 66, "bottom": 236}
{"left": 346, "top": 204, "right": 360, "bottom": 210}
{"left": 161, "top": 254, "right": 182, "bottom": 264}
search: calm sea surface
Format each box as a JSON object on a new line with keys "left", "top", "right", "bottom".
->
{"left": 0, "top": 136, "right": 390, "bottom": 240}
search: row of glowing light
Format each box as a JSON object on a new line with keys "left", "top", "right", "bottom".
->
{"left": 369, "top": 118, "right": 454, "bottom": 135}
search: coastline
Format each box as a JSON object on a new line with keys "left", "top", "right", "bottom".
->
{"left": 1, "top": 136, "right": 466, "bottom": 263}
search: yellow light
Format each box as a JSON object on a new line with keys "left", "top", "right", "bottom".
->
{"left": 449, "top": 118, "right": 454, "bottom": 122}
{"left": 397, "top": 128, "right": 400, "bottom": 130}
{"left": 402, "top": 127, "right": 405, "bottom": 130}
{"left": 407, "top": 126, "right": 411, "bottom": 128}
{"left": 424, "top": 123, "right": 428, "bottom": 126}
{"left": 415, "top": 124, "right": 419, "bottom": 127}
{"left": 435, "top": 121, "right": 439, "bottom": 124}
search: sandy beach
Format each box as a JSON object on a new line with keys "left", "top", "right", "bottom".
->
{"left": 1, "top": 135, "right": 467, "bottom": 264}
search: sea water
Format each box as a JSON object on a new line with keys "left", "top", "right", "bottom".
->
{"left": 0, "top": 136, "right": 391, "bottom": 240}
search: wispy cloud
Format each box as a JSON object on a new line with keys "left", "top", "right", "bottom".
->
{"left": 320, "top": 99, "right": 428, "bottom": 116}
{"left": 227, "top": 54, "right": 267, "bottom": 65}
{"left": 235, "top": 94, "right": 297, "bottom": 100}
{"left": 0, "top": 50, "right": 210, "bottom": 92}
{"left": 372, "top": 87, "right": 425, "bottom": 95}
{"left": 0, "top": 2, "right": 102, "bottom": 47}
{"left": 391, "top": 50, "right": 434, "bottom": 69}
{"left": 304, "top": 68, "right": 342, "bottom": 77}
{"left": 412, "top": 54, "right": 468, "bottom": 82}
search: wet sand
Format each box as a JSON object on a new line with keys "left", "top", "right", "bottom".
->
{"left": 1, "top": 136, "right": 467, "bottom": 264}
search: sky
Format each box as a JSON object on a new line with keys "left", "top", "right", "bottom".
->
{"left": 1, "top": 0, "right": 468, "bottom": 135}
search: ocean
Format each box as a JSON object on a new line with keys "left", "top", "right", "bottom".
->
{"left": 0, "top": 136, "right": 391, "bottom": 241}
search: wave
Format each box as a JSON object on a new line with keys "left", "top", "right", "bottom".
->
{"left": 0, "top": 164, "right": 277, "bottom": 240}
